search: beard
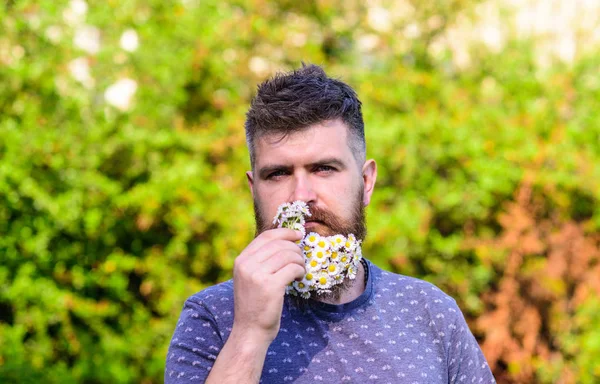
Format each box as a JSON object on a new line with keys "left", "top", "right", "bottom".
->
{"left": 253, "top": 188, "right": 367, "bottom": 303}
{"left": 253, "top": 188, "right": 367, "bottom": 240}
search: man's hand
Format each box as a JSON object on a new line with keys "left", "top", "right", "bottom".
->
{"left": 205, "top": 228, "right": 305, "bottom": 384}
{"left": 232, "top": 228, "right": 305, "bottom": 343}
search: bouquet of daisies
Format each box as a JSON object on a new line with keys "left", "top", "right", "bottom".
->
{"left": 272, "top": 201, "right": 363, "bottom": 299}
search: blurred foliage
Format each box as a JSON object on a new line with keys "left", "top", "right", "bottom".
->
{"left": 1, "top": 0, "right": 599, "bottom": 383}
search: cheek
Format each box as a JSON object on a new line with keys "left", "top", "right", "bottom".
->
{"left": 255, "top": 185, "right": 289, "bottom": 217}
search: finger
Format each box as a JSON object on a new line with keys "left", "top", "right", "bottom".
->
{"left": 272, "top": 263, "right": 306, "bottom": 288}
{"left": 238, "top": 236, "right": 303, "bottom": 267}
{"left": 260, "top": 250, "right": 305, "bottom": 275}
{"left": 234, "top": 240, "right": 302, "bottom": 278}
{"left": 242, "top": 228, "right": 303, "bottom": 257}
{"left": 255, "top": 239, "right": 303, "bottom": 263}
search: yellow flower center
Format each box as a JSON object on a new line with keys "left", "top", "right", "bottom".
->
{"left": 316, "top": 251, "right": 324, "bottom": 259}
{"left": 303, "top": 245, "right": 311, "bottom": 251}
{"left": 317, "top": 240, "right": 326, "bottom": 248}
{"left": 341, "top": 256, "right": 348, "bottom": 263}
{"left": 331, "top": 252, "right": 338, "bottom": 260}
{"left": 310, "top": 260, "right": 318, "bottom": 268}
{"left": 298, "top": 282, "right": 305, "bottom": 289}
{"left": 319, "top": 277, "right": 328, "bottom": 285}
{"left": 328, "top": 265, "right": 336, "bottom": 272}
{"left": 305, "top": 273, "right": 313, "bottom": 280}
{"left": 309, "top": 235, "right": 316, "bottom": 242}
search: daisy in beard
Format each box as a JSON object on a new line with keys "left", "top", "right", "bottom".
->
{"left": 293, "top": 279, "right": 310, "bottom": 293}
{"left": 315, "top": 237, "right": 330, "bottom": 251}
{"left": 330, "top": 234, "right": 345, "bottom": 251}
{"left": 329, "top": 250, "right": 340, "bottom": 262}
{"left": 333, "top": 273, "right": 344, "bottom": 284}
{"left": 312, "top": 247, "right": 329, "bottom": 264}
{"left": 347, "top": 264, "right": 358, "bottom": 279}
{"left": 339, "top": 252, "right": 351, "bottom": 267}
{"left": 326, "top": 262, "right": 341, "bottom": 276}
{"left": 352, "top": 248, "right": 362, "bottom": 264}
{"left": 306, "top": 258, "right": 321, "bottom": 272}
{"left": 303, "top": 272, "right": 315, "bottom": 285}
{"left": 304, "top": 232, "right": 320, "bottom": 247}
{"left": 316, "top": 271, "right": 332, "bottom": 290}
{"left": 344, "top": 234, "right": 358, "bottom": 251}
{"left": 274, "top": 200, "right": 363, "bottom": 297}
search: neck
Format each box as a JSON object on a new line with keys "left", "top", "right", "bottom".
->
{"left": 317, "top": 261, "right": 366, "bottom": 305}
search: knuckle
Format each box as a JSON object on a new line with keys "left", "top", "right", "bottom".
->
{"left": 250, "top": 271, "right": 263, "bottom": 285}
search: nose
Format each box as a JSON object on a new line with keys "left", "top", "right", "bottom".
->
{"left": 291, "top": 173, "right": 317, "bottom": 204}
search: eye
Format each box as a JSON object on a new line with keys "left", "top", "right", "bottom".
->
{"left": 266, "top": 169, "right": 289, "bottom": 180}
{"left": 315, "top": 165, "right": 336, "bottom": 173}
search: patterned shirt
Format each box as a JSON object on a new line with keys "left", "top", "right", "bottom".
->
{"left": 165, "top": 259, "right": 496, "bottom": 383}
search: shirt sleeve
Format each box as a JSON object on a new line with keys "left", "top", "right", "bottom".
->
{"left": 164, "top": 297, "right": 224, "bottom": 383}
{"left": 447, "top": 303, "right": 496, "bottom": 384}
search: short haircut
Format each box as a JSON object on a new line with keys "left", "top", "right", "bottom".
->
{"left": 245, "top": 64, "right": 366, "bottom": 169}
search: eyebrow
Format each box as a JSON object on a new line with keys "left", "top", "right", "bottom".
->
{"left": 257, "top": 157, "right": 347, "bottom": 179}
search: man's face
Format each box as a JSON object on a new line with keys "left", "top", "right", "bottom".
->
{"left": 247, "top": 119, "right": 377, "bottom": 239}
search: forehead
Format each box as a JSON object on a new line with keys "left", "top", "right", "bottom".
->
{"left": 253, "top": 120, "right": 353, "bottom": 165}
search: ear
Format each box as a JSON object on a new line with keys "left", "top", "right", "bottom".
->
{"left": 361, "top": 159, "right": 377, "bottom": 206}
{"left": 246, "top": 171, "right": 255, "bottom": 198}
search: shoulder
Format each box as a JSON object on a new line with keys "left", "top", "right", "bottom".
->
{"left": 367, "top": 260, "right": 462, "bottom": 316}
{"left": 188, "top": 279, "right": 234, "bottom": 302}
{"left": 183, "top": 280, "right": 234, "bottom": 316}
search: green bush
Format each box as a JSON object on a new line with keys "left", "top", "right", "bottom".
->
{"left": 1, "top": 1, "right": 599, "bottom": 383}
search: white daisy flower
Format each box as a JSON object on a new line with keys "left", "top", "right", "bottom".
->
{"left": 347, "top": 264, "right": 358, "bottom": 279}
{"left": 326, "top": 262, "right": 341, "bottom": 276}
{"left": 306, "top": 258, "right": 321, "bottom": 272}
{"left": 316, "top": 272, "right": 332, "bottom": 290}
{"left": 352, "top": 250, "right": 362, "bottom": 264}
{"left": 329, "top": 251, "right": 340, "bottom": 262}
{"left": 315, "top": 237, "right": 330, "bottom": 251}
{"left": 293, "top": 280, "right": 310, "bottom": 293}
{"left": 333, "top": 273, "right": 344, "bottom": 284}
{"left": 312, "top": 248, "right": 329, "bottom": 264}
{"left": 304, "top": 232, "right": 320, "bottom": 247}
{"left": 339, "top": 252, "right": 351, "bottom": 267}
{"left": 291, "top": 201, "right": 311, "bottom": 217}
{"left": 330, "top": 235, "right": 345, "bottom": 251}
{"left": 344, "top": 234, "right": 358, "bottom": 251}
{"left": 304, "top": 272, "right": 316, "bottom": 285}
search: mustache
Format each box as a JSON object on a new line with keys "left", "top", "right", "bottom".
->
{"left": 254, "top": 188, "right": 366, "bottom": 240}
{"left": 262, "top": 204, "right": 341, "bottom": 231}
{"left": 303, "top": 205, "right": 347, "bottom": 233}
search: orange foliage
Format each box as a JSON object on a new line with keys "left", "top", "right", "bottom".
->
{"left": 467, "top": 183, "right": 600, "bottom": 383}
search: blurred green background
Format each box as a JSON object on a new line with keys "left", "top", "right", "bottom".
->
{"left": 1, "top": 0, "right": 599, "bottom": 383}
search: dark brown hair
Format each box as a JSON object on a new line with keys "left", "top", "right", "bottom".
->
{"left": 245, "top": 64, "right": 365, "bottom": 168}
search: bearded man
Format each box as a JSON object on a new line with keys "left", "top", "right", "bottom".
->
{"left": 165, "top": 64, "right": 496, "bottom": 383}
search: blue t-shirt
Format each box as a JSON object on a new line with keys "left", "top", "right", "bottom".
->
{"left": 165, "top": 259, "right": 496, "bottom": 383}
